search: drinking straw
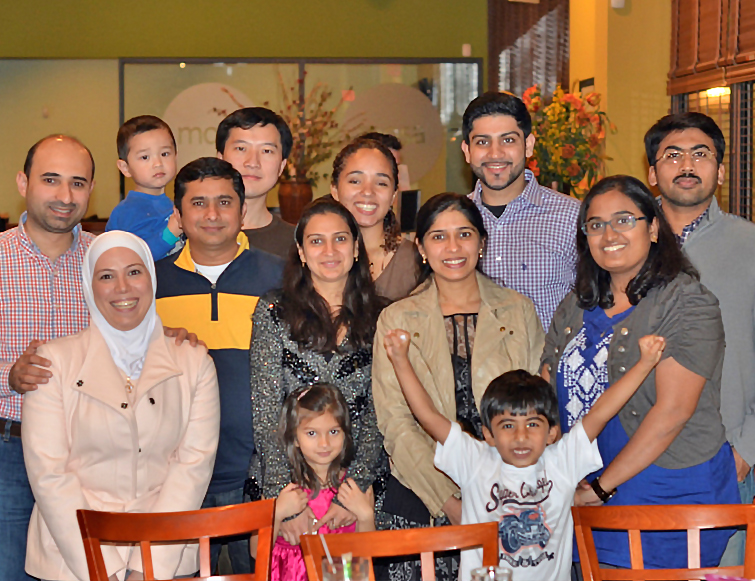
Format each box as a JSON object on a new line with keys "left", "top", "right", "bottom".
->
{"left": 320, "top": 533, "right": 335, "bottom": 573}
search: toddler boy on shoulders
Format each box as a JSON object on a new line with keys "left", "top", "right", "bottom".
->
{"left": 106, "top": 115, "right": 182, "bottom": 260}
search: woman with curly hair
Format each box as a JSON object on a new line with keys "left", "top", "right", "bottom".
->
{"left": 331, "top": 138, "right": 419, "bottom": 301}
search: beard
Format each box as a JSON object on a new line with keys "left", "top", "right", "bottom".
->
{"left": 661, "top": 174, "right": 717, "bottom": 208}
{"left": 470, "top": 157, "right": 526, "bottom": 191}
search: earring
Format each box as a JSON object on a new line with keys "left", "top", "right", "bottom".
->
{"left": 301, "top": 259, "right": 306, "bottom": 267}
{"left": 479, "top": 249, "right": 484, "bottom": 259}
{"left": 422, "top": 255, "right": 427, "bottom": 265}
{"left": 651, "top": 234, "right": 658, "bottom": 243}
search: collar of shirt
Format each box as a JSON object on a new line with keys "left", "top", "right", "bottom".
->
{"left": 15, "top": 211, "right": 84, "bottom": 260}
{"left": 471, "top": 169, "right": 545, "bottom": 220}
{"left": 657, "top": 199, "right": 710, "bottom": 247}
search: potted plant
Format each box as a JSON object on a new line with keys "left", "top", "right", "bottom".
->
{"left": 272, "top": 73, "right": 363, "bottom": 222}
{"left": 523, "top": 84, "right": 615, "bottom": 198}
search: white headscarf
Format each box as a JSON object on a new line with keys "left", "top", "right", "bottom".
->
{"left": 82, "top": 231, "right": 158, "bottom": 379}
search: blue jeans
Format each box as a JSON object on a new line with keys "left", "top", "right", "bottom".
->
{"left": 0, "top": 425, "right": 37, "bottom": 581}
{"left": 719, "top": 468, "right": 755, "bottom": 566}
{"left": 201, "top": 487, "right": 252, "bottom": 575}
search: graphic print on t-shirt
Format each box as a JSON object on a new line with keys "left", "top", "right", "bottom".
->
{"left": 487, "top": 474, "right": 556, "bottom": 568}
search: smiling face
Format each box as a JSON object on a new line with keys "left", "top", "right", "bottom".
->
{"left": 585, "top": 189, "right": 658, "bottom": 284}
{"left": 331, "top": 147, "right": 397, "bottom": 231}
{"left": 91, "top": 247, "right": 153, "bottom": 332}
{"left": 417, "top": 208, "right": 484, "bottom": 284}
{"left": 461, "top": 114, "right": 536, "bottom": 199}
{"left": 297, "top": 212, "right": 359, "bottom": 289}
{"left": 17, "top": 137, "right": 94, "bottom": 237}
{"left": 483, "top": 409, "right": 557, "bottom": 468}
{"left": 176, "top": 177, "right": 244, "bottom": 263}
{"left": 648, "top": 128, "right": 725, "bottom": 210}
{"left": 295, "top": 410, "right": 346, "bottom": 481}
{"left": 117, "top": 128, "right": 177, "bottom": 196}
{"left": 219, "top": 124, "right": 287, "bottom": 200}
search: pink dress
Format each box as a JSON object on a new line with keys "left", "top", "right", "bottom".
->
{"left": 270, "top": 487, "right": 357, "bottom": 581}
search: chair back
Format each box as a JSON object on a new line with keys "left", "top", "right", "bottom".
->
{"left": 301, "top": 522, "right": 499, "bottom": 581}
{"left": 77, "top": 499, "right": 275, "bottom": 581}
{"left": 573, "top": 504, "right": 755, "bottom": 581}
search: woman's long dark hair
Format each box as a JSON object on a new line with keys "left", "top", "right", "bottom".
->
{"left": 280, "top": 197, "right": 386, "bottom": 353}
{"left": 331, "top": 138, "right": 402, "bottom": 253}
{"left": 575, "top": 175, "right": 698, "bottom": 310}
{"left": 279, "top": 383, "right": 355, "bottom": 495}
{"left": 414, "top": 193, "right": 488, "bottom": 286}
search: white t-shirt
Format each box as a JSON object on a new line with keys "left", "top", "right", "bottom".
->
{"left": 194, "top": 260, "right": 232, "bottom": 285}
{"left": 434, "top": 420, "right": 602, "bottom": 581}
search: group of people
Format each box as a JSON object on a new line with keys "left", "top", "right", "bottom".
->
{"left": 0, "top": 87, "right": 752, "bottom": 581}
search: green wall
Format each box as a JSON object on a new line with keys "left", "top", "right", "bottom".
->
{"left": 0, "top": 1, "right": 487, "bottom": 59}
{"left": 0, "top": 1, "right": 487, "bottom": 221}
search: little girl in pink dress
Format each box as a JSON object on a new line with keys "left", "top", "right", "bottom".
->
{"left": 271, "top": 384, "right": 375, "bottom": 581}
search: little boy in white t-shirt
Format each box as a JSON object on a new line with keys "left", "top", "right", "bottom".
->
{"left": 383, "top": 330, "right": 666, "bottom": 581}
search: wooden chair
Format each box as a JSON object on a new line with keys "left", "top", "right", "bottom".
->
{"left": 301, "top": 522, "right": 499, "bottom": 581}
{"left": 573, "top": 504, "right": 755, "bottom": 580}
{"left": 77, "top": 499, "right": 275, "bottom": 581}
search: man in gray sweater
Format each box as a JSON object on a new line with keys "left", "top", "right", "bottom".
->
{"left": 646, "top": 112, "right": 755, "bottom": 565}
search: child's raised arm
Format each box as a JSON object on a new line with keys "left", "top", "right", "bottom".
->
{"left": 582, "top": 335, "right": 666, "bottom": 442}
{"left": 384, "top": 329, "right": 452, "bottom": 444}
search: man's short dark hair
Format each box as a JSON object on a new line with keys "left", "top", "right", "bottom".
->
{"left": 173, "top": 157, "right": 245, "bottom": 214}
{"left": 644, "top": 112, "right": 726, "bottom": 166}
{"left": 480, "top": 370, "right": 559, "bottom": 430}
{"left": 117, "top": 115, "right": 176, "bottom": 161}
{"left": 23, "top": 135, "right": 95, "bottom": 180}
{"left": 462, "top": 91, "right": 532, "bottom": 144}
{"left": 216, "top": 107, "right": 293, "bottom": 160}
{"left": 360, "top": 132, "right": 402, "bottom": 151}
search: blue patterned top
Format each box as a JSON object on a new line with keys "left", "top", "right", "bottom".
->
{"left": 557, "top": 305, "right": 739, "bottom": 569}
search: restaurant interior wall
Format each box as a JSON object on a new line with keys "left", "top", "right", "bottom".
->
{"left": 0, "top": 0, "right": 487, "bottom": 222}
{"left": 569, "top": 0, "right": 671, "bottom": 182}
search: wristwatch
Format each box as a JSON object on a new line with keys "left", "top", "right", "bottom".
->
{"left": 590, "top": 476, "right": 617, "bottom": 503}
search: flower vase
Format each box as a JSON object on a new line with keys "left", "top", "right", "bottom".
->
{"left": 278, "top": 180, "right": 313, "bottom": 224}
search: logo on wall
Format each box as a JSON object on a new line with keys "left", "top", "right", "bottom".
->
{"left": 341, "top": 84, "right": 444, "bottom": 182}
{"left": 163, "top": 83, "right": 253, "bottom": 169}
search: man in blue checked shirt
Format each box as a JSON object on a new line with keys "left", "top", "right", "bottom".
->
{"left": 463, "top": 91, "right": 580, "bottom": 330}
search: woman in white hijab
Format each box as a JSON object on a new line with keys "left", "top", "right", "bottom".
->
{"left": 22, "top": 231, "right": 220, "bottom": 581}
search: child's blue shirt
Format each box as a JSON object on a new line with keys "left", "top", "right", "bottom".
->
{"left": 105, "top": 191, "right": 180, "bottom": 260}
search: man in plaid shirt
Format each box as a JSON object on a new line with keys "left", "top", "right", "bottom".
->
{"left": 463, "top": 92, "right": 580, "bottom": 330}
{"left": 0, "top": 135, "right": 96, "bottom": 580}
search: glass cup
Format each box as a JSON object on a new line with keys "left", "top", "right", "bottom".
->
{"left": 470, "top": 566, "right": 513, "bottom": 581}
{"left": 322, "top": 556, "right": 369, "bottom": 581}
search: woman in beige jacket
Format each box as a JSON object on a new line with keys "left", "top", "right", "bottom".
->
{"left": 372, "top": 193, "right": 544, "bottom": 581}
{"left": 22, "top": 232, "right": 220, "bottom": 581}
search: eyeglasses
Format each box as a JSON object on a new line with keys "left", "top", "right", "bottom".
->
{"left": 656, "top": 148, "right": 717, "bottom": 165}
{"left": 581, "top": 214, "right": 649, "bottom": 236}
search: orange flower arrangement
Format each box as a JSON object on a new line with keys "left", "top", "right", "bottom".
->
{"left": 523, "top": 85, "right": 615, "bottom": 198}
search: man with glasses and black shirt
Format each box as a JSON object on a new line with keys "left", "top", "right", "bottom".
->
{"left": 645, "top": 112, "right": 755, "bottom": 566}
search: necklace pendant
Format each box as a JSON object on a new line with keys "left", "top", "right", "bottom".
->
{"left": 125, "top": 377, "right": 134, "bottom": 394}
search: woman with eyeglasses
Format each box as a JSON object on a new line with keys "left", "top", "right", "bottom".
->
{"left": 541, "top": 175, "right": 738, "bottom": 572}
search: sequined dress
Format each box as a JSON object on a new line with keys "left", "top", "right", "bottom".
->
{"left": 249, "top": 291, "right": 384, "bottom": 501}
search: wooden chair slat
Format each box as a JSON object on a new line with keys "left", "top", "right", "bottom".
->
{"left": 573, "top": 504, "right": 754, "bottom": 581}
{"left": 140, "top": 540, "right": 154, "bottom": 579}
{"left": 77, "top": 499, "right": 275, "bottom": 581}
{"left": 301, "top": 522, "right": 499, "bottom": 581}
{"left": 627, "top": 529, "right": 643, "bottom": 570}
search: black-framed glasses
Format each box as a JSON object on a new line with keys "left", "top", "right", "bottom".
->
{"left": 581, "top": 214, "right": 649, "bottom": 236}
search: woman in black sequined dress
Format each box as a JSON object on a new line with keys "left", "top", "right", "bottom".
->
{"left": 249, "top": 198, "right": 388, "bottom": 548}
